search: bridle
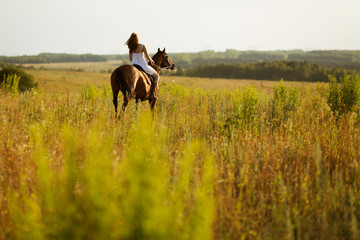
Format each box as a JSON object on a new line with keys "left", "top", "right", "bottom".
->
{"left": 163, "top": 54, "right": 173, "bottom": 69}
{"left": 151, "top": 52, "right": 173, "bottom": 69}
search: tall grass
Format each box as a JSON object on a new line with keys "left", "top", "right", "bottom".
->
{"left": 0, "top": 74, "right": 20, "bottom": 94}
{"left": 0, "top": 79, "right": 359, "bottom": 240}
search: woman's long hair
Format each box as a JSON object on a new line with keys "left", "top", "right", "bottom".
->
{"left": 126, "top": 33, "right": 139, "bottom": 53}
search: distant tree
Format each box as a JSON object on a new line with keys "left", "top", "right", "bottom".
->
{"left": 0, "top": 66, "right": 38, "bottom": 92}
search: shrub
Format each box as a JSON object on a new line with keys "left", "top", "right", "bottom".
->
{"left": 0, "top": 66, "right": 38, "bottom": 92}
{"left": 271, "top": 79, "right": 299, "bottom": 124}
{"left": 237, "top": 87, "right": 259, "bottom": 124}
{"left": 327, "top": 74, "right": 360, "bottom": 117}
{"left": 223, "top": 87, "right": 259, "bottom": 135}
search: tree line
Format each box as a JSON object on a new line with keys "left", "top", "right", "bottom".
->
{"left": 2, "top": 50, "right": 360, "bottom": 71}
{"left": 169, "top": 49, "right": 360, "bottom": 71}
{"left": 173, "top": 61, "right": 351, "bottom": 82}
{"left": 0, "top": 53, "right": 107, "bottom": 64}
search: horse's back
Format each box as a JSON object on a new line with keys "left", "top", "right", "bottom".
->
{"left": 111, "top": 65, "right": 139, "bottom": 79}
{"left": 111, "top": 64, "right": 152, "bottom": 100}
{"left": 111, "top": 65, "right": 139, "bottom": 88}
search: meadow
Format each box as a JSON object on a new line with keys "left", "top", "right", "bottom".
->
{"left": 22, "top": 61, "right": 316, "bottom": 93}
{"left": 0, "top": 65, "right": 360, "bottom": 240}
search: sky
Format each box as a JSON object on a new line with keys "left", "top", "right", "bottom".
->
{"left": 1, "top": 0, "right": 360, "bottom": 56}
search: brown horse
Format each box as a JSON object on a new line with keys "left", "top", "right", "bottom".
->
{"left": 110, "top": 48, "right": 175, "bottom": 114}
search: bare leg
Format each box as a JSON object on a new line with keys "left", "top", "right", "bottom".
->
{"left": 149, "top": 72, "right": 159, "bottom": 101}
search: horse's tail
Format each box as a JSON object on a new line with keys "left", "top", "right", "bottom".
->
{"left": 116, "top": 68, "right": 134, "bottom": 98}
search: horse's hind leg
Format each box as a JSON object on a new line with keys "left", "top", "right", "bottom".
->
{"left": 112, "top": 90, "right": 119, "bottom": 116}
{"left": 135, "top": 98, "right": 142, "bottom": 111}
{"left": 122, "top": 93, "right": 129, "bottom": 111}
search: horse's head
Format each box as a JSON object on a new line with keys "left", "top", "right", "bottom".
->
{"left": 153, "top": 48, "right": 175, "bottom": 70}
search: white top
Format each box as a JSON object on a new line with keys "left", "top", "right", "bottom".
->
{"left": 131, "top": 45, "right": 156, "bottom": 75}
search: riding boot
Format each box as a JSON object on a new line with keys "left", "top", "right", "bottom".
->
{"left": 149, "top": 79, "right": 158, "bottom": 101}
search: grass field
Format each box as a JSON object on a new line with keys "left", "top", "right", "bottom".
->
{"left": 23, "top": 62, "right": 319, "bottom": 93}
{"left": 24, "top": 60, "right": 125, "bottom": 73}
{"left": 1, "top": 65, "right": 359, "bottom": 239}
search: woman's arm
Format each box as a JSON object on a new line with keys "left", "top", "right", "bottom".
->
{"left": 143, "top": 45, "right": 154, "bottom": 64}
{"left": 129, "top": 50, "right": 132, "bottom": 62}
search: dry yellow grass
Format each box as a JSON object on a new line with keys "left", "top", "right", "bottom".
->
{"left": 27, "top": 69, "right": 109, "bottom": 93}
{"left": 26, "top": 67, "right": 321, "bottom": 93}
{"left": 165, "top": 76, "right": 319, "bottom": 91}
{"left": 24, "top": 60, "right": 124, "bottom": 72}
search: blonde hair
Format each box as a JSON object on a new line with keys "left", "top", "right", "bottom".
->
{"left": 125, "top": 33, "right": 139, "bottom": 53}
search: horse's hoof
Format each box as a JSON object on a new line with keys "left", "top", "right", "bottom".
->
{"left": 150, "top": 96, "right": 158, "bottom": 101}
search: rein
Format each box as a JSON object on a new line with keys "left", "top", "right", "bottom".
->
{"left": 149, "top": 56, "right": 161, "bottom": 73}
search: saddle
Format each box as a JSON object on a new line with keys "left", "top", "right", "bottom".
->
{"left": 133, "top": 64, "right": 154, "bottom": 85}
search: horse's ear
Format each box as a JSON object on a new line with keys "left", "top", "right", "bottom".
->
{"left": 163, "top": 48, "right": 166, "bottom": 52}
{"left": 158, "top": 48, "right": 161, "bottom": 52}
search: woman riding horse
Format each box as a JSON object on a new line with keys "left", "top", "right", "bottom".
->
{"left": 126, "top": 33, "right": 159, "bottom": 101}
{"left": 110, "top": 33, "right": 175, "bottom": 114}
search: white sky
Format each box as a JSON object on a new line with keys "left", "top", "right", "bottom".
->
{"left": 1, "top": 0, "right": 360, "bottom": 56}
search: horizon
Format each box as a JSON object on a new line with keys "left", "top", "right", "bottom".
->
{"left": 2, "top": 48, "right": 360, "bottom": 58}
{"left": 1, "top": 0, "right": 360, "bottom": 56}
